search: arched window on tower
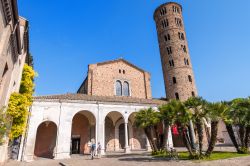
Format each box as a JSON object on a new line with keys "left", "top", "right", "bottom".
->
{"left": 173, "top": 77, "right": 177, "bottom": 84}
{"left": 123, "top": 81, "right": 130, "bottom": 96}
{"left": 116, "top": 80, "right": 122, "bottom": 96}
{"left": 175, "top": 93, "right": 179, "bottom": 100}
{"left": 188, "top": 75, "right": 192, "bottom": 82}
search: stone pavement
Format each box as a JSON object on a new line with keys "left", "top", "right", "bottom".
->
{"left": 5, "top": 152, "right": 250, "bottom": 166}
{"left": 4, "top": 147, "right": 250, "bottom": 166}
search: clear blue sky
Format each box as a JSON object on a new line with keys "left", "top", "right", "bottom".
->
{"left": 18, "top": 0, "right": 250, "bottom": 102}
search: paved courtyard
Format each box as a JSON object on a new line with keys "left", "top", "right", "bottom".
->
{"left": 5, "top": 150, "right": 250, "bottom": 166}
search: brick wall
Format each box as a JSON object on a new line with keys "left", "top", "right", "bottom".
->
{"left": 78, "top": 59, "right": 152, "bottom": 99}
{"left": 154, "top": 2, "right": 197, "bottom": 101}
{"left": 34, "top": 122, "right": 57, "bottom": 158}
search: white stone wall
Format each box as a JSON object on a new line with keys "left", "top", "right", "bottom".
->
{"left": 21, "top": 99, "right": 173, "bottom": 161}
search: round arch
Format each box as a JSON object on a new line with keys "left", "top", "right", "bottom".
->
{"left": 71, "top": 110, "right": 96, "bottom": 154}
{"left": 128, "top": 112, "right": 147, "bottom": 150}
{"left": 104, "top": 111, "right": 125, "bottom": 151}
{"left": 34, "top": 121, "right": 57, "bottom": 159}
{"left": 115, "top": 118, "right": 133, "bottom": 150}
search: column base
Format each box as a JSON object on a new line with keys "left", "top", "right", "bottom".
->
{"left": 101, "top": 149, "right": 106, "bottom": 155}
{"left": 146, "top": 145, "right": 152, "bottom": 152}
{"left": 124, "top": 147, "right": 131, "bottom": 153}
{"left": 54, "top": 153, "right": 71, "bottom": 160}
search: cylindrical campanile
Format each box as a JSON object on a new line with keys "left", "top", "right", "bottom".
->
{"left": 154, "top": 2, "right": 197, "bottom": 101}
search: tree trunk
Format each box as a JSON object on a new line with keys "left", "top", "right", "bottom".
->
{"left": 150, "top": 126, "right": 159, "bottom": 151}
{"left": 244, "top": 126, "right": 250, "bottom": 150}
{"left": 225, "top": 124, "right": 241, "bottom": 153}
{"left": 196, "top": 119, "right": 204, "bottom": 155}
{"left": 153, "top": 125, "right": 161, "bottom": 150}
{"left": 163, "top": 123, "right": 169, "bottom": 150}
{"left": 189, "top": 120, "right": 196, "bottom": 151}
{"left": 239, "top": 124, "right": 246, "bottom": 148}
{"left": 205, "top": 121, "right": 218, "bottom": 156}
{"left": 144, "top": 128, "right": 152, "bottom": 148}
{"left": 180, "top": 126, "right": 194, "bottom": 156}
{"left": 144, "top": 127, "right": 157, "bottom": 151}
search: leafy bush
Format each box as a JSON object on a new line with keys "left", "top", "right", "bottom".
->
{"left": 6, "top": 64, "right": 36, "bottom": 139}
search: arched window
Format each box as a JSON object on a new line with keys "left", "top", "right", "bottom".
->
{"left": 175, "top": 93, "right": 179, "bottom": 100}
{"left": 173, "top": 77, "right": 177, "bottom": 84}
{"left": 123, "top": 81, "right": 130, "bottom": 96}
{"left": 168, "top": 34, "right": 171, "bottom": 40}
{"left": 116, "top": 81, "right": 122, "bottom": 96}
{"left": 188, "top": 75, "right": 192, "bottom": 82}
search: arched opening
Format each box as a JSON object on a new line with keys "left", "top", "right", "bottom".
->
{"left": 119, "top": 123, "right": 125, "bottom": 149}
{"left": 71, "top": 111, "right": 96, "bottom": 155}
{"left": 128, "top": 112, "right": 147, "bottom": 150}
{"left": 105, "top": 111, "right": 125, "bottom": 151}
{"left": 34, "top": 121, "right": 57, "bottom": 159}
{"left": 115, "top": 80, "right": 122, "bottom": 96}
{"left": 123, "top": 81, "right": 130, "bottom": 96}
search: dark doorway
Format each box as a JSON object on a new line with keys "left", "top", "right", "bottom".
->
{"left": 119, "top": 124, "right": 125, "bottom": 149}
{"left": 71, "top": 138, "right": 81, "bottom": 154}
{"left": 119, "top": 124, "right": 129, "bottom": 149}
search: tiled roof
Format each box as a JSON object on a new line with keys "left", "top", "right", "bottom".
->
{"left": 33, "top": 93, "right": 167, "bottom": 105}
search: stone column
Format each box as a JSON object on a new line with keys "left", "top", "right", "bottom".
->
{"left": 100, "top": 123, "right": 105, "bottom": 155}
{"left": 146, "top": 138, "right": 152, "bottom": 151}
{"left": 54, "top": 120, "right": 72, "bottom": 159}
{"left": 124, "top": 123, "right": 130, "bottom": 153}
{"left": 54, "top": 104, "right": 71, "bottom": 160}
{"left": 95, "top": 124, "right": 98, "bottom": 155}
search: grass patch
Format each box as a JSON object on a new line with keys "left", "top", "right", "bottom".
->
{"left": 153, "top": 151, "right": 249, "bottom": 161}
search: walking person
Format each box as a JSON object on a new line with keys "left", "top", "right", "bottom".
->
{"left": 97, "top": 142, "right": 102, "bottom": 158}
{"left": 90, "top": 141, "right": 96, "bottom": 160}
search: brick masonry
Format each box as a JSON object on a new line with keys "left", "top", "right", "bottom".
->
{"left": 78, "top": 59, "right": 152, "bottom": 99}
{"left": 154, "top": 2, "right": 197, "bottom": 101}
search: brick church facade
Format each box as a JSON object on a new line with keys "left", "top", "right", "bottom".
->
{"left": 77, "top": 59, "right": 152, "bottom": 99}
{"left": 18, "top": 1, "right": 231, "bottom": 162}
{"left": 21, "top": 59, "right": 172, "bottom": 161}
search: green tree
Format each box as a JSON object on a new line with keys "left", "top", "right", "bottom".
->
{"left": 227, "top": 98, "right": 250, "bottom": 153}
{"left": 159, "top": 100, "right": 178, "bottom": 150}
{"left": 135, "top": 108, "right": 160, "bottom": 151}
{"left": 205, "top": 102, "right": 229, "bottom": 156}
{"left": 0, "top": 108, "right": 11, "bottom": 145}
{"left": 185, "top": 97, "right": 207, "bottom": 156}
{"left": 172, "top": 100, "right": 195, "bottom": 157}
{"left": 6, "top": 64, "right": 36, "bottom": 139}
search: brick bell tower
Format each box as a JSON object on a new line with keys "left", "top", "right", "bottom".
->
{"left": 154, "top": 2, "right": 197, "bottom": 101}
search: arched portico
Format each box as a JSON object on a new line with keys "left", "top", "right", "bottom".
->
{"left": 128, "top": 112, "right": 147, "bottom": 150}
{"left": 34, "top": 121, "right": 57, "bottom": 159}
{"left": 71, "top": 111, "right": 96, "bottom": 155}
{"left": 104, "top": 111, "right": 132, "bottom": 152}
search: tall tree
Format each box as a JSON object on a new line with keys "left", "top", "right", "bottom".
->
{"left": 173, "top": 100, "right": 195, "bottom": 157}
{"left": 185, "top": 97, "right": 207, "bottom": 156}
{"left": 159, "top": 100, "right": 178, "bottom": 150}
{"left": 135, "top": 108, "right": 160, "bottom": 151}
{"left": 205, "top": 102, "right": 229, "bottom": 156}
{"left": 228, "top": 98, "right": 250, "bottom": 153}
